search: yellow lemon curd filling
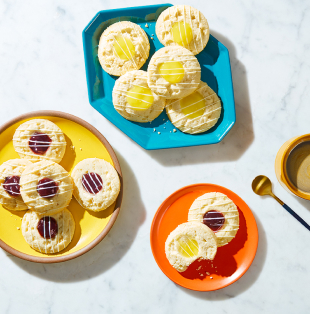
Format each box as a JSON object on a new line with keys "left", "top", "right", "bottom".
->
{"left": 158, "top": 61, "right": 185, "bottom": 83}
{"left": 171, "top": 21, "right": 193, "bottom": 46}
{"left": 180, "top": 91, "right": 206, "bottom": 119}
{"left": 177, "top": 236, "right": 199, "bottom": 258}
{"left": 126, "top": 85, "right": 154, "bottom": 111}
{"left": 113, "top": 35, "right": 136, "bottom": 60}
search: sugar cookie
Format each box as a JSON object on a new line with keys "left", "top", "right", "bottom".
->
{"left": 98, "top": 21, "right": 150, "bottom": 76}
{"left": 147, "top": 46, "right": 201, "bottom": 99}
{"left": 156, "top": 5, "right": 209, "bottom": 55}
{"left": 165, "top": 221, "right": 217, "bottom": 272}
{"left": 188, "top": 192, "right": 239, "bottom": 247}
{"left": 21, "top": 208, "right": 75, "bottom": 254}
{"left": 20, "top": 160, "right": 73, "bottom": 214}
{"left": 71, "top": 158, "right": 120, "bottom": 212}
{"left": 112, "top": 70, "right": 166, "bottom": 122}
{"left": 13, "top": 119, "right": 66, "bottom": 163}
{"left": 166, "top": 81, "right": 221, "bottom": 134}
{"left": 0, "top": 159, "right": 32, "bottom": 210}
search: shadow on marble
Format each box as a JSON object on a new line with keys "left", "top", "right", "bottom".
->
{"left": 145, "top": 30, "right": 254, "bottom": 166}
{"left": 8, "top": 150, "right": 146, "bottom": 282}
{"left": 178, "top": 212, "right": 267, "bottom": 300}
{"left": 294, "top": 195, "right": 310, "bottom": 212}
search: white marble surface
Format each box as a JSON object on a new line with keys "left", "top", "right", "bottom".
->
{"left": 0, "top": 0, "right": 310, "bottom": 313}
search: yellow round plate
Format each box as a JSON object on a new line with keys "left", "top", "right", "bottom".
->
{"left": 0, "top": 111, "right": 123, "bottom": 263}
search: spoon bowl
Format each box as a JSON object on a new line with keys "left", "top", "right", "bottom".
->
{"left": 252, "top": 175, "right": 273, "bottom": 196}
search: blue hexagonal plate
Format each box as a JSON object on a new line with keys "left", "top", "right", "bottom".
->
{"left": 82, "top": 4, "right": 236, "bottom": 150}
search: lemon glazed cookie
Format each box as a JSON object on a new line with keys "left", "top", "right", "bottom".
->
{"left": 98, "top": 21, "right": 150, "bottom": 76}
{"left": 13, "top": 119, "right": 66, "bottom": 163}
{"left": 165, "top": 222, "right": 217, "bottom": 272}
{"left": 112, "top": 70, "right": 166, "bottom": 122}
{"left": 22, "top": 208, "right": 75, "bottom": 254}
{"left": 20, "top": 160, "right": 73, "bottom": 213}
{"left": 156, "top": 5, "right": 209, "bottom": 55}
{"left": 0, "top": 159, "right": 32, "bottom": 210}
{"left": 71, "top": 158, "right": 120, "bottom": 212}
{"left": 166, "top": 81, "right": 221, "bottom": 134}
{"left": 147, "top": 46, "right": 201, "bottom": 99}
{"left": 188, "top": 192, "right": 239, "bottom": 247}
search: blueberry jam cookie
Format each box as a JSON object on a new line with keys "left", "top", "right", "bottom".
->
{"left": 112, "top": 70, "right": 166, "bottom": 122}
{"left": 188, "top": 192, "right": 239, "bottom": 247}
{"left": 165, "top": 222, "right": 217, "bottom": 272}
{"left": 98, "top": 21, "right": 150, "bottom": 76}
{"left": 0, "top": 159, "right": 32, "bottom": 210}
{"left": 147, "top": 46, "right": 201, "bottom": 99}
{"left": 13, "top": 119, "right": 66, "bottom": 163}
{"left": 20, "top": 160, "right": 73, "bottom": 214}
{"left": 156, "top": 5, "right": 209, "bottom": 55}
{"left": 71, "top": 158, "right": 120, "bottom": 212}
{"left": 22, "top": 208, "right": 75, "bottom": 254}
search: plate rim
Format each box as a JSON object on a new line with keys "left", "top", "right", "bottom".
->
{"left": 150, "top": 183, "right": 258, "bottom": 291}
{"left": 0, "top": 110, "right": 123, "bottom": 263}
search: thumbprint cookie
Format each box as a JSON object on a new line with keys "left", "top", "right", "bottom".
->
{"left": 166, "top": 81, "right": 221, "bottom": 134}
{"left": 112, "top": 70, "right": 166, "bottom": 122}
{"left": 98, "top": 21, "right": 150, "bottom": 76}
{"left": 13, "top": 119, "right": 66, "bottom": 163}
{"left": 22, "top": 208, "right": 75, "bottom": 254}
{"left": 188, "top": 192, "right": 239, "bottom": 247}
{"left": 20, "top": 160, "right": 73, "bottom": 213}
{"left": 71, "top": 158, "right": 120, "bottom": 212}
{"left": 147, "top": 46, "right": 201, "bottom": 99}
{"left": 165, "top": 222, "right": 217, "bottom": 272}
{"left": 0, "top": 159, "right": 32, "bottom": 210}
{"left": 156, "top": 5, "right": 209, "bottom": 55}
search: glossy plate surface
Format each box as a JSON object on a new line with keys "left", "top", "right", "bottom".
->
{"left": 150, "top": 184, "right": 258, "bottom": 291}
{"left": 82, "top": 4, "right": 236, "bottom": 150}
{"left": 0, "top": 111, "right": 122, "bottom": 263}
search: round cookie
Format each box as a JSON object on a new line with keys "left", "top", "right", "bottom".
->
{"left": 71, "top": 158, "right": 120, "bottom": 212}
{"left": 165, "top": 221, "right": 217, "bottom": 272}
{"left": 20, "top": 160, "right": 73, "bottom": 213}
{"left": 0, "top": 159, "right": 32, "bottom": 210}
{"left": 188, "top": 192, "right": 239, "bottom": 247}
{"left": 13, "top": 119, "right": 66, "bottom": 163}
{"left": 166, "top": 81, "right": 221, "bottom": 134}
{"left": 147, "top": 46, "right": 201, "bottom": 99}
{"left": 98, "top": 21, "right": 150, "bottom": 76}
{"left": 156, "top": 5, "right": 210, "bottom": 55}
{"left": 21, "top": 208, "right": 75, "bottom": 254}
{"left": 112, "top": 70, "right": 166, "bottom": 122}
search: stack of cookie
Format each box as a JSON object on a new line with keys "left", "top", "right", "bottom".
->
{"left": 98, "top": 5, "right": 222, "bottom": 134}
{"left": 165, "top": 192, "right": 239, "bottom": 272}
{"left": 0, "top": 119, "right": 120, "bottom": 254}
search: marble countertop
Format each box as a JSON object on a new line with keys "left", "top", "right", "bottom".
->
{"left": 0, "top": 0, "right": 309, "bottom": 313}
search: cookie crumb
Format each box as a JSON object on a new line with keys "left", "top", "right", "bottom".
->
{"left": 151, "top": 37, "right": 154, "bottom": 40}
{"left": 173, "top": 129, "right": 177, "bottom": 133}
{"left": 80, "top": 148, "right": 82, "bottom": 151}
{"left": 17, "top": 227, "right": 20, "bottom": 230}
{"left": 158, "top": 132, "right": 161, "bottom": 135}
{"left": 152, "top": 34, "right": 154, "bottom": 36}
{"left": 145, "top": 23, "right": 149, "bottom": 28}
{"left": 79, "top": 139, "right": 81, "bottom": 141}
{"left": 210, "top": 276, "right": 213, "bottom": 279}
{"left": 200, "top": 273, "right": 204, "bottom": 276}
{"left": 206, "top": 272, "right": 210, "bottom": 275}
{"left": 197, "top": 266, "right": 202, "bottom": 270}
{"left": 153, "top": 128, "right": 156, "bottom": 132}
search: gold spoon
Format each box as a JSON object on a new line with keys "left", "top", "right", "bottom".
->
{"left": 252, "top": 175, "right": 310, "bottom": 231}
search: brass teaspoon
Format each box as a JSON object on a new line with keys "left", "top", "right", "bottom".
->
{"left": 252, "top": 175, "right": 310, "bottom": 231}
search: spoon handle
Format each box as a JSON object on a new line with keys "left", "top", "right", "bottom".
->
{"left": 283, "top": 204, "right": 310, "bottom": 231}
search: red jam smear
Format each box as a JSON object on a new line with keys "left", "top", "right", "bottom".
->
{"left": 37, "top": 178, "right": 59, "bottom": 198}
{"left": 82, "top": 172, "right": 103, "bottom": 194}
{"left": 37, "top": 216, "right": 58, "bottom": 239}
{"left": 3, "top": 176, "right": 21, "bottom": 197}
{"left": 203, "top": 210, "right": 225, "bottom": 232}
{"left": 29, "top": 132, "right": 52, "bottom": 155}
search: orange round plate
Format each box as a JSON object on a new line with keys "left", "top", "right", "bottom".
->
{"left": 150, "top": 183, "right": 258, "bottom": 291}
